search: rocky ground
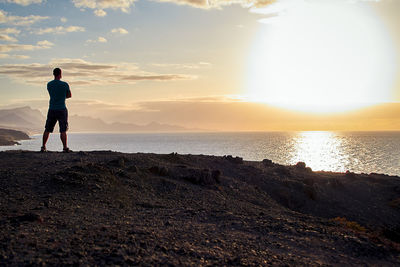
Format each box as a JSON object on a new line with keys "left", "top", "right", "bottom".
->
{"left": 0, "top": 150, "right": 399, "bottom": 266}
{"left": 0, "top": 129, "right": 30, "bottom": 146}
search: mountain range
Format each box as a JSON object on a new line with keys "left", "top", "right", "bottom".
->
{"left": 0, "top": 106, "right": 196, "bottom": 134}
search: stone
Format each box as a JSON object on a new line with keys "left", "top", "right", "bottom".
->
{"left": 149, "top": 166, "right": 169, "bottom": 176}
{"left": 223, "top": 155, "right": 243, "bottom": 164}
{"left": 295, "top": 162, "right": 307, "bottom": 169}
{"left": 211, "top": 170, "right": 221, "bottom": 183}
{"left": 262, "top": 159, "right": 274, "bottom": 167}
{"left": 16, "top": 213, "right": 43, "bottom": 223}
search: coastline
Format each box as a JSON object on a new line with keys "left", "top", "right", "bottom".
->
{"left": 3, "top": 131, "right": 400, "bottom": 176}
{"left": 0, "top": 128, "right": 30, "bottom": 146}
{"left": 0, "top": 150, "right": 399, "bottom": 265}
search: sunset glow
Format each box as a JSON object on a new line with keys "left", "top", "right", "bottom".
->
{"left": 247, "top": 1, "right": 397, "bottom": 113}
{"left": 0, "top": 0, "right": 400, "bottom": 130}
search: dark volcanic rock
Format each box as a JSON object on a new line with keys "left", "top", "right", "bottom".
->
{"left": 149, "top": 166, "right": 169, "bottom": 176}
{"left": 169, "top": 167, "right": 219, "bottom": 186}
{"left": 0, "top": 128, "right": 30, "bottom": 146}
{"left": 262, "top": 159, "right": 274, "bottom": 167}
{"left": 273, "top": 165, "right": 291, "bottom": 177}
{"left": 223, "top": 155, "right": 243, "bottom": 164}
{"left": 0, "top": 151, "right": 399, "bottom": 266}
{"left": 211, "top": 169, "right": 221, "bottom": 183}
{"left": 13, "top": 212, "right": 43, "bottom": 223}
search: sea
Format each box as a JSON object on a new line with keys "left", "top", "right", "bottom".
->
{"left": 1, "top": 131, "right": 399, "bottom": 176}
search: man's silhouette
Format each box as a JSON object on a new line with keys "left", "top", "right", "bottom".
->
{"left": 41, "top": 68, "right": 72, "bottom": 152}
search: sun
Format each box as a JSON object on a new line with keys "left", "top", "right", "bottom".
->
{"left": 246, "top": 1, "right": 397, "bottom": 113}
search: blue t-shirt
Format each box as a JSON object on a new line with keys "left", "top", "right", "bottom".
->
{"left": 47, "top": 80, "right": 70, "bottom": 110}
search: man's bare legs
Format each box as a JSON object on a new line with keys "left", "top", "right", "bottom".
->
{"left": 41, "top": 131, "right": 68, "bottom": 151}
{"left": 42, "top": 131, "right": 50, "bottom": 150}
{"left": 60, "top": 132, "right": 67, "bottom": 150}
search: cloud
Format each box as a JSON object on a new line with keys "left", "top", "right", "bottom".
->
{"left": 35, "top": 26, "right": 85, "bottom": 35}
{"left": 72, "top": 0, "right": 136, "bottom": 13}
{"left": 69, "top": 0, "right": 268, "bottom": 13}
{"left": 150, "top": 62, "right": 212, "bottom": 69}
{"left": 60, "top": 17, "right": 67, "bottom": 23}
{"left": 0, "top": 28, "right": 20, "bottom": 43}
{"left": 94, "top": 9, "right": 107, "bottom": 16}
{"left": 69, "top": 0, "right": 275, "bottom": 12}
{"left": 255, "top": 0, "right": 374, "bottom": 20}
{"left": 121, "top": 74, "right": 192, "bottom": 81}
{"left": 97, "top": 36, "right": 107, "bottom": 43}
{"left": 152, "top": 0, "right": 276, "bottom": 9}
{"left": 86, "top": 36, "right": 108, "bottom": 44}
{"left": 1, "top": 0, "right": 43, "bottom": 5}
{"left": 0, "top": 9, "right": 48, "bottom": 26}
{"left": 36, "top": 40, "right": 54, "bottom": 47}
{"left": 0, "top": 28, "right": 21, "bottom": 35}
{"left": 0, "top": 58, "right": 197, "bottom": 86}
{"left": 111, "top": 28, "right": 128, "bottom": 35}
{"left": 0, "top": 34, "right": 17, "bottom": 42}
{"left": 154, "top": 0, "right": 384, "bottom": 10}
{"left": 0, "top": 40, "right": 53, "bottom": 52}
{"left": 0, "top": 53, "right": 30, "bottom": 59}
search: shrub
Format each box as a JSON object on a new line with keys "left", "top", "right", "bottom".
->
{"left": 333, "top": 217, "right": 366, "bottom": 232}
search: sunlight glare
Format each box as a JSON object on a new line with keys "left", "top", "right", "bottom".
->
{"left": 246, "top": 1, "right": 397, "bottom": 113}
{"left": 290, "top": 131, "right": 349, "bottom": 172}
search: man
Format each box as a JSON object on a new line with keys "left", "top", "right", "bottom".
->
{"left": 41, "top": 68, "right": 72, "bottom": 152}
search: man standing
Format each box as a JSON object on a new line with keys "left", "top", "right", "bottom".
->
{"left": 41, "top": 68, "right": 72, "bottom": 152}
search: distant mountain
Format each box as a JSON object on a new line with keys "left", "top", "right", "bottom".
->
{"left": 70, "top": 115, "right": 193, "bottom": 132}
{"left": 0, "top": 106, "right": 45, "bottom": 133}
{"left": 0, "top": 107, "right": 196, "bottom": 133}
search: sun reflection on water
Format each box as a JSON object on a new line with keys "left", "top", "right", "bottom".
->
{"left": 289, "top": 131, "right": 350, "bottom": 172}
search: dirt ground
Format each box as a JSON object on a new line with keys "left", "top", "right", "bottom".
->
{"left": 0, "top": 150, "right": 399, "bottom": 266}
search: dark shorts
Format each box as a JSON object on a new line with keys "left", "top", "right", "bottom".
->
{"left": 45, "top": 108, "right": 68, "bottom": 133}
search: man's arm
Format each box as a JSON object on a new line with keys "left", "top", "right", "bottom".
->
{"left": 66, "top": 84, "right": 71, "bottom": 99}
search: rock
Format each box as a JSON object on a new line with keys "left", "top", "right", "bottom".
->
{"left": 127, "top": 165, "right": 138, "bottom": 172}
{"left": 15, "top": 213, "right": 43, "bottom": 223}
{"left": 149, "top": 166, "right": 169, "bottom": 176}
{"left": 328, "top": 178, "right": 343, "bottom": 188}
{"left": 274, "top": 166, "right": 291, "bottom": 177}
{"left": 109, "top": 157, "right": 126, "bottom": 168}
{"left": 304, "top": 185, "right": 317, "bottom": 200}
{"left": 94, "top": 183, "right": 102, "bottom": 190}
{"left": 389, "top": 198, "right": 400, "bottom": 209}
{"left": 124, "top": 256, "right": 137, "bottom": 265}
{"left": 295, "top": 162, "right": 306, "bottom": 169}
{"left": 345, "top": 170, "right": 355, "bottom": 178}
{"left": 223, "top": 155, "right": 243, "bottom": 164}
{"left": 295, "top": 162, "right": 312, "bottom": 172}
{"left": 194, "top": 169, "right": 218, "bottom": 185}
{"left": 211, "top": 170, "right": 221, "bottom": 183}
{"left": 262, "top": 159, "right": 274, "bottom": 167}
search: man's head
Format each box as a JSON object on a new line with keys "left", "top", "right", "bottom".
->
{"left": 53, "top": 68, "right": 62, "bottom": 79}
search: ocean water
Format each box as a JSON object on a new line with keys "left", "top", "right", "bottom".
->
{"left": 1, "top": 131, "right": 400, "bottom": 176}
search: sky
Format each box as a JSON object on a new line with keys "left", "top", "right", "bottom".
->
{"left": 1, "top": 0, "right": 400, "bottom": 131}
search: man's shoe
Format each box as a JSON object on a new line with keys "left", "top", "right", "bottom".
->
{"left": 63, "top": 147, "right": 72, "bottom": 153}
{"left": 40, "top": 146, "right": 47, "bottom": 152}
